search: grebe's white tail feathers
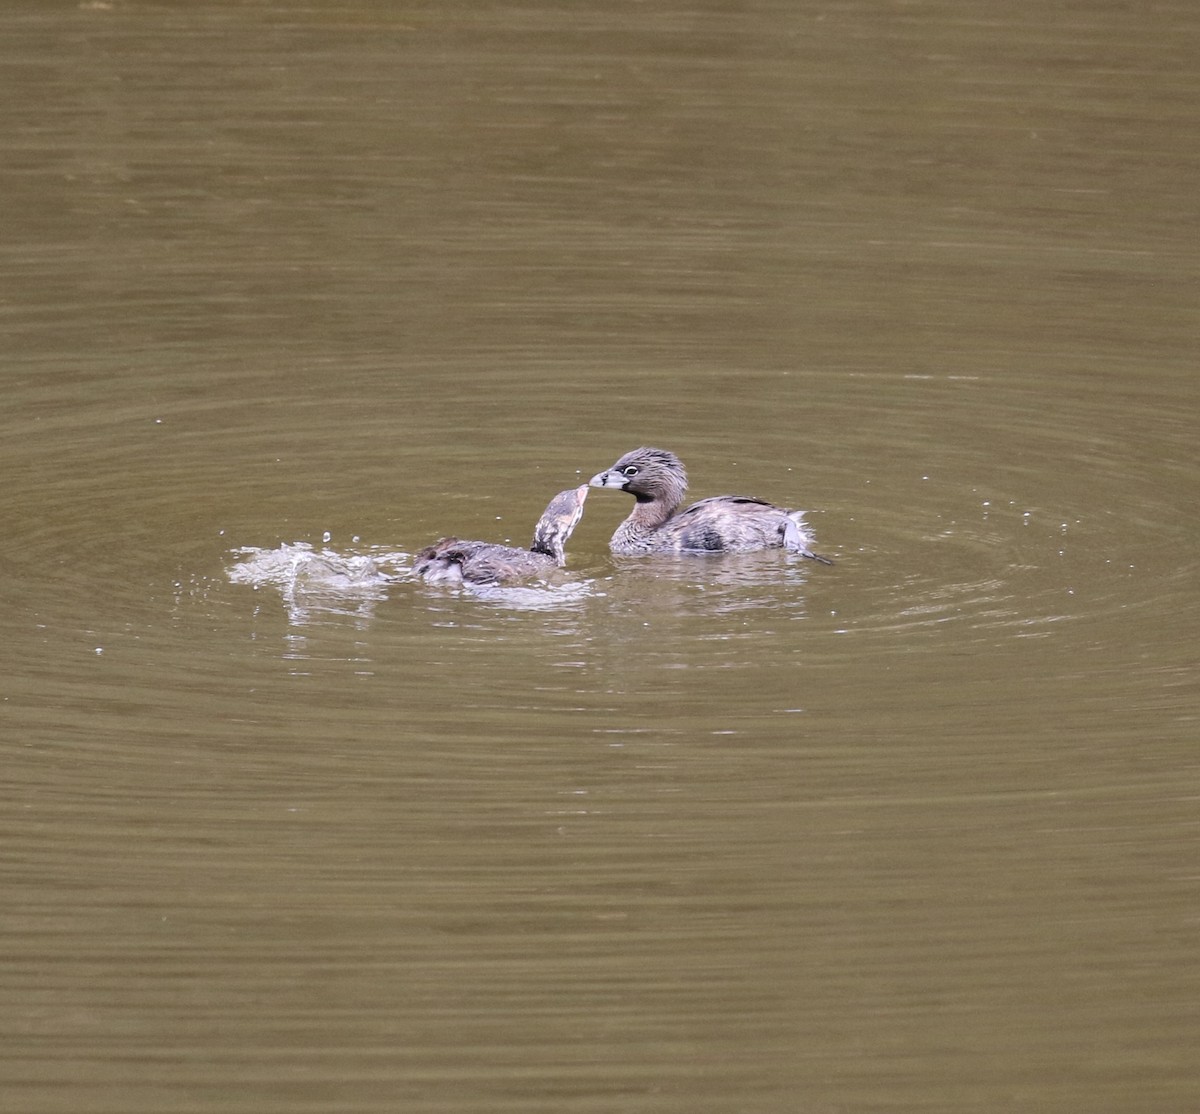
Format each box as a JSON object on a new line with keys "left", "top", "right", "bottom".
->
{"left": 781, "top": 514, "right": 834, "bottom": 565}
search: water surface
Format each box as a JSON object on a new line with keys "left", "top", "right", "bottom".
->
{"left": 2, "top": 2, "right": 1197, "bottom": 1112}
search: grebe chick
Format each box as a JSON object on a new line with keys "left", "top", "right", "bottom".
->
{"left": 590, "top": 447, "right": 832, "bottom": 563}
{"left": 414, "top": 485, "right": 588, "bottom": 586}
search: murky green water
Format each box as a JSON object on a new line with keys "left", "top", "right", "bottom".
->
{"left": 2, "top": 2, "right": 1197, "bottom": 1112}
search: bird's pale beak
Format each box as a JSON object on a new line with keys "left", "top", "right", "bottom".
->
{"left": 590, "top": 469, "right": 624, "bottom": 489}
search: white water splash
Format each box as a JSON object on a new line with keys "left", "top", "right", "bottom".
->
{"left": 227, "top": 542, "right": 410, "bottom": 625}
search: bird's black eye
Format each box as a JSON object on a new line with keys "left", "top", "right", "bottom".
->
{"left": 622, "top": 465, "right": 639, "bottom": 477}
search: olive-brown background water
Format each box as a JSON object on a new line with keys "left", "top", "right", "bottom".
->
{"left": 2, "top": 2, "right": 1197, "bottom": 1111}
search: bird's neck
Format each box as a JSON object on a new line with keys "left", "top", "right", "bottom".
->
{"left": 610, "top": 497, "right": 677, "bottom": 551}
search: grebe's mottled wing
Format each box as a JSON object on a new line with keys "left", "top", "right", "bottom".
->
{"left": 643, "top": 495, "right": 781, "bottom": 553}
{"left": 416, "top": 539, "right": 549, "bottom": 585}
{"left": 656, "top": 495, "right": 833, "bottom": 562}
{"left": 456, "top": 547, "right": 555, "bottom": 584}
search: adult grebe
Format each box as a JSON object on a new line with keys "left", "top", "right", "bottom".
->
{"left": 414, "top": 485, "right": 589, "bottom": 585}
{"left": 589, "top": 447, "right": 832, "bottom": 563}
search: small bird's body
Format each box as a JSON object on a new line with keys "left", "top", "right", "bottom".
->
{"left": 414, "top": 485, "right": 588, "bottom": 586}
{"left": 590, "top": 447, "right": 831, "bottom": 563}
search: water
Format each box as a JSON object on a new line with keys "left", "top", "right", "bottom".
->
{"left": 2, "top": 2, "right": 1197, "bottom": 1112}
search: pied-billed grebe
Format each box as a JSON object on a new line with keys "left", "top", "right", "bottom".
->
{"left": 414, "top": 485, "right": 588, "bottom": 586}
{"left": 590, "top": 447, "right": 832, "bottom": 563}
